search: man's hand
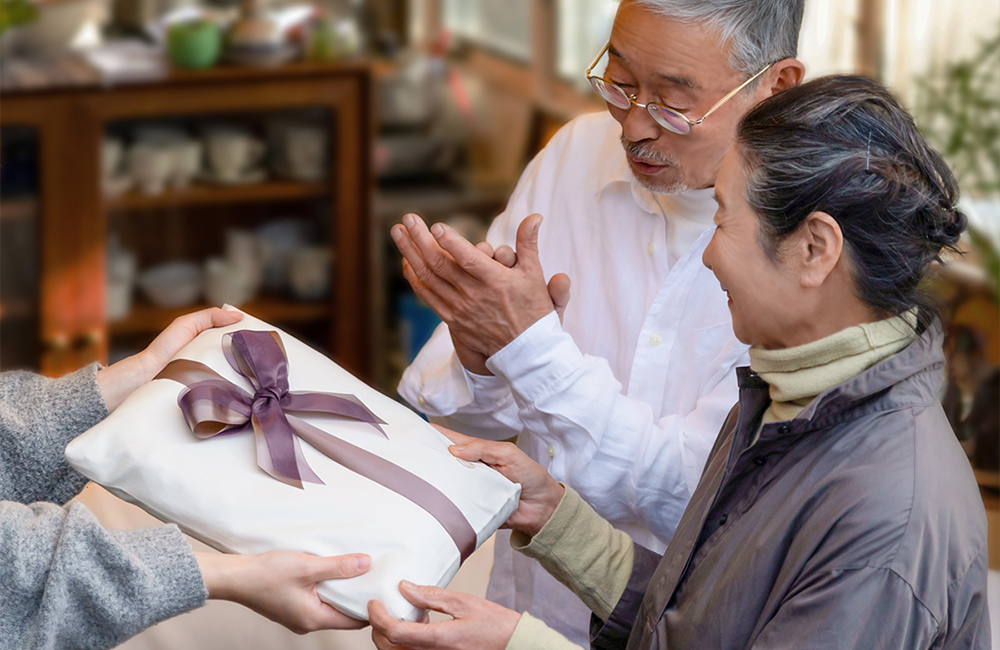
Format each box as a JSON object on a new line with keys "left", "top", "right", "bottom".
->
{"left": 197, "top": 550, "right": 371, "bottom": 634}
{"left": 548, "top": 272, "right": 571, "bottom": 323}
{"left": 436, "top": 426, "right": 564, "bottom": 537}
{"left": 392, "top": 213, "right": 555, "bottom": 358}
{"left": 402, "top": 234, "right": 571, "bottom": 377}
{"left": 97, "top": 308, "right": 243, "bottom": 411}
{"left": 368, "top": 581, "right": 520, "bottom": 650}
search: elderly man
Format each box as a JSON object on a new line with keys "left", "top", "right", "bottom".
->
{"left": 394, "top": 0, "right": 804, "bottom": 642}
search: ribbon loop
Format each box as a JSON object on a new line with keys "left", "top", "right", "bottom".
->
{"left": 155, "top": 330, "right": 478, "bottom": 561}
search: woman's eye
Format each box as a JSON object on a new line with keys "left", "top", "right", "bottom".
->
{"left": 611, "top": 80, "right": 634, "bottom": 89}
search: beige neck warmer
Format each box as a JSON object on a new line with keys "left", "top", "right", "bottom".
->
{"left": 749, "top": 310, "right": 919, "bottom": 431}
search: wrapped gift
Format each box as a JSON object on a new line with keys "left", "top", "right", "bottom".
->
{"left": 66, "top": 308, "right": 520, "bottom": 622}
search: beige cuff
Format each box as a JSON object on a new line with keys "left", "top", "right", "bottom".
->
{"left": 511, "top": 486, "right": 633, "bottom": 620}
{"left": 505, "top": 613, "right": 584, "bottom": 650}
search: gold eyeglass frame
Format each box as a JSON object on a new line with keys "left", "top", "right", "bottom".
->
{"left": 585, "top": 43, "right": 772, "bottom": 135}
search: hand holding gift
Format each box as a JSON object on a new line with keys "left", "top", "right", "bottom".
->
{"left": 67, "top": 307, "right": 520, "bottom": 622}
{"left": 103, "top": 309, "right": 378, "bottom": 632}
{"left": 1, "top": 307, "right": 377, "bottom": 647}
{"left": 368, "top": 428, "right": 564, "bottom": 649}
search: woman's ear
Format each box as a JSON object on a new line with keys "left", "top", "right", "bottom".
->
{"left": 798, "top": 211, "right": 844, "bottom": 289}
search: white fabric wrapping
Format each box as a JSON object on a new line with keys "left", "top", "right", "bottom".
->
{"left": 65, "top": 309, "right": 520, "bottom": 622}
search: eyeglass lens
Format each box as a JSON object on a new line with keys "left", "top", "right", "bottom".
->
{"left": 588, "top": 77, "right": 692, "bottom": 135}
{"left": 589, "top": 77, "right": 630, "bottom": 110}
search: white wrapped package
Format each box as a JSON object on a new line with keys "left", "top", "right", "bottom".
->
{"left": 65, "top": 309, "right": 520, "bottom": 622}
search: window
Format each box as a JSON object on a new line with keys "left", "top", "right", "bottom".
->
{"left": 443, "top": 0, "right": 533, "bottom": 61}
{"left": 557, "top": 0, "right": 619, "bottom": 86}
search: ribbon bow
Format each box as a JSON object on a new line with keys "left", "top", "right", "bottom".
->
{"left": 156, "top": 330, "right": 477, "bottom": 560}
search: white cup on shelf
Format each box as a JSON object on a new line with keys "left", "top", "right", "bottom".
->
{"left": 205, "top": 128, "right": 265, "bottom": 183}
{"left": 128, "top": 142, "right": 174, "bottom": 195}
{"left": 170, "top": 139, "right": 203, "bottom": 189}
{"left": 224, "top": 229, "right": 270, "bottom": 296}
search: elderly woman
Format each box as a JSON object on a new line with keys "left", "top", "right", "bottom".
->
{"left": 368, "top": 75, "right": 990, "bottom": 650}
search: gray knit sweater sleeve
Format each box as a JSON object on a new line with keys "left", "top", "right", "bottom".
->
{"left": 0, "top": 364, "right": 108, "bottom": 505}
{"left": 1, "top": 365, "right": 208, "bottom": 650}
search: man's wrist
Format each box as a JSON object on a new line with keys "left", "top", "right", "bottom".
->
{"left": 485, "top": 309, "right": 556, "bottom": 358}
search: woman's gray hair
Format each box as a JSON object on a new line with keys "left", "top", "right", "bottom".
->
{"left": 634, "top": 0, "right": 804, "bottom": 76}
{"left": 736, "top": 75, "right": 967, "bottom": 329}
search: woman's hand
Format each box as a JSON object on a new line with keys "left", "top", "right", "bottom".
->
{"left": 196, "top": 550, "right": 371, "bottom": 634}
{"left": 368, "top": 581, "right": 520, "bottom": 650}
{"left": 436, "top": 426, "right": 564, "bottom": 537}
{"left": 97, "top": 307, "right": 243, "bottom": 411}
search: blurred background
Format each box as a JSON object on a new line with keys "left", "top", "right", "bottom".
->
{"left": 0, "top": 0, "right": 997, "bottom": 648}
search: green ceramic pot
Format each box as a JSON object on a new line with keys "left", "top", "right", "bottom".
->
{"left": 168, "top": 20, "right": 222, "bottom": 70}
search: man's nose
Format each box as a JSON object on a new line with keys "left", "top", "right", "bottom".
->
{"left": 621, "top": 103, "right": 662, "bottom": 144}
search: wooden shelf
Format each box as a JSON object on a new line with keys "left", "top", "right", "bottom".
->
{"left": 0, "top": 198, "right": 37, "bottom": 222}
{"left": 106, "top": 180, "right": 328, "bottom": 213}
{"left": 109, "top": 296, "right": 331, "bottom": 336}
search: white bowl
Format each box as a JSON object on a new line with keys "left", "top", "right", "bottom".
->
{"left": 138, "top": 261, "right": 203, "bottom": 308}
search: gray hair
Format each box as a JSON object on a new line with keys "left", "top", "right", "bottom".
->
{"left": 633, "top": 0, "right": 804, "bottom": 77}
{"left": 737, "top": 75, "right": 966, "bottom": 329}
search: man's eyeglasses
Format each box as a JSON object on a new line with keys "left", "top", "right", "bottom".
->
{"left": 585, "top": 44, "right": 771, "bottom": 136}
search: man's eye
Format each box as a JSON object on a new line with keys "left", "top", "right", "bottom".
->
{"left": 611, "top": 80, "right": 634, "bottom": 89}
{"left": 657, "top": 100, "right": 689, "bottom": 113}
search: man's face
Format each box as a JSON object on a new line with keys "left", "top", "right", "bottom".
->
{"left": 604, "top": 1, "right": 757, "bottom": 192}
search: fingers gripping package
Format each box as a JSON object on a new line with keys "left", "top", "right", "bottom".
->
{"left": 65, "top": 308, "right": 520, "bottom": 621}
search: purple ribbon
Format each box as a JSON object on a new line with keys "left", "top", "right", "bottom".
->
{"left": 155, "top": 330, "right": 477, "bottom": 561}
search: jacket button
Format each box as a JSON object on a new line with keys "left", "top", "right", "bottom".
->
{"left": 754, "top": 457, "right": 766, "bottom": 466}
{"left": 719, "top": 514, "right": 728, "bottom": 525}
{"left": 778, "top": 424, "right": 791, "bottom": 434}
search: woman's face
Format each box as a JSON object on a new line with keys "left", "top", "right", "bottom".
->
{"left": 702, "top": 149, "right": 805, "bottom": 349}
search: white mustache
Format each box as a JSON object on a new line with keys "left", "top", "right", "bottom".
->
{"left": 620, "top": 136, "right": 677, "bottom": 167}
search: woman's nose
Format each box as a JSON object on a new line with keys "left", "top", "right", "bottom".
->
{"left": 702, "top": 238, "right": 715, "bottom": 271}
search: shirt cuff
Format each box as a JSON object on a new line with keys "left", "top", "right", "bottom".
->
{"left": 505, "top": 613, "right": 583, "bottom": 650}
{"left": 510, "top": 486, "right": 633, "bottom": 621}
{"left": 463, "top": 365, "right": 515, "bottom": 409}
{"left": 486, "top": 311, "right": 585, "bottom": 405}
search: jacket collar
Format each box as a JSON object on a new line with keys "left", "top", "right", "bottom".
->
{"left": 744, "top": 320, "right": 945, "bottom": 440}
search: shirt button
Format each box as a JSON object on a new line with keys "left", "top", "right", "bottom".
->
{"left": 778, "top": 425, "right": 791, "bottom": 434}
{"left": 417, "top": 395, "right": 427, "bottom": 407}
{"left": 649, "top": 334, "right": 662, "bottom": 347}
{"left": 754, "top": 457, "right": 767, "bottom": 466}
{"left": 719, "top": 514, "right": 728, "bottom": 525}
{"left": 647, "top": 242, "right": 655, "bottom": 255}
{"left": 547, "top": 446, "right": 556, "bottom": 457}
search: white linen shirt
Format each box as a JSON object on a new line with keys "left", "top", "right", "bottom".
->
{"left": 398, "top": 111, "right": 749, "bottom": 644}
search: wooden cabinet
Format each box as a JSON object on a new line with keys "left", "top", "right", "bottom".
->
{"left": 0, "top": 62, "right": 373, "bottom": 380}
